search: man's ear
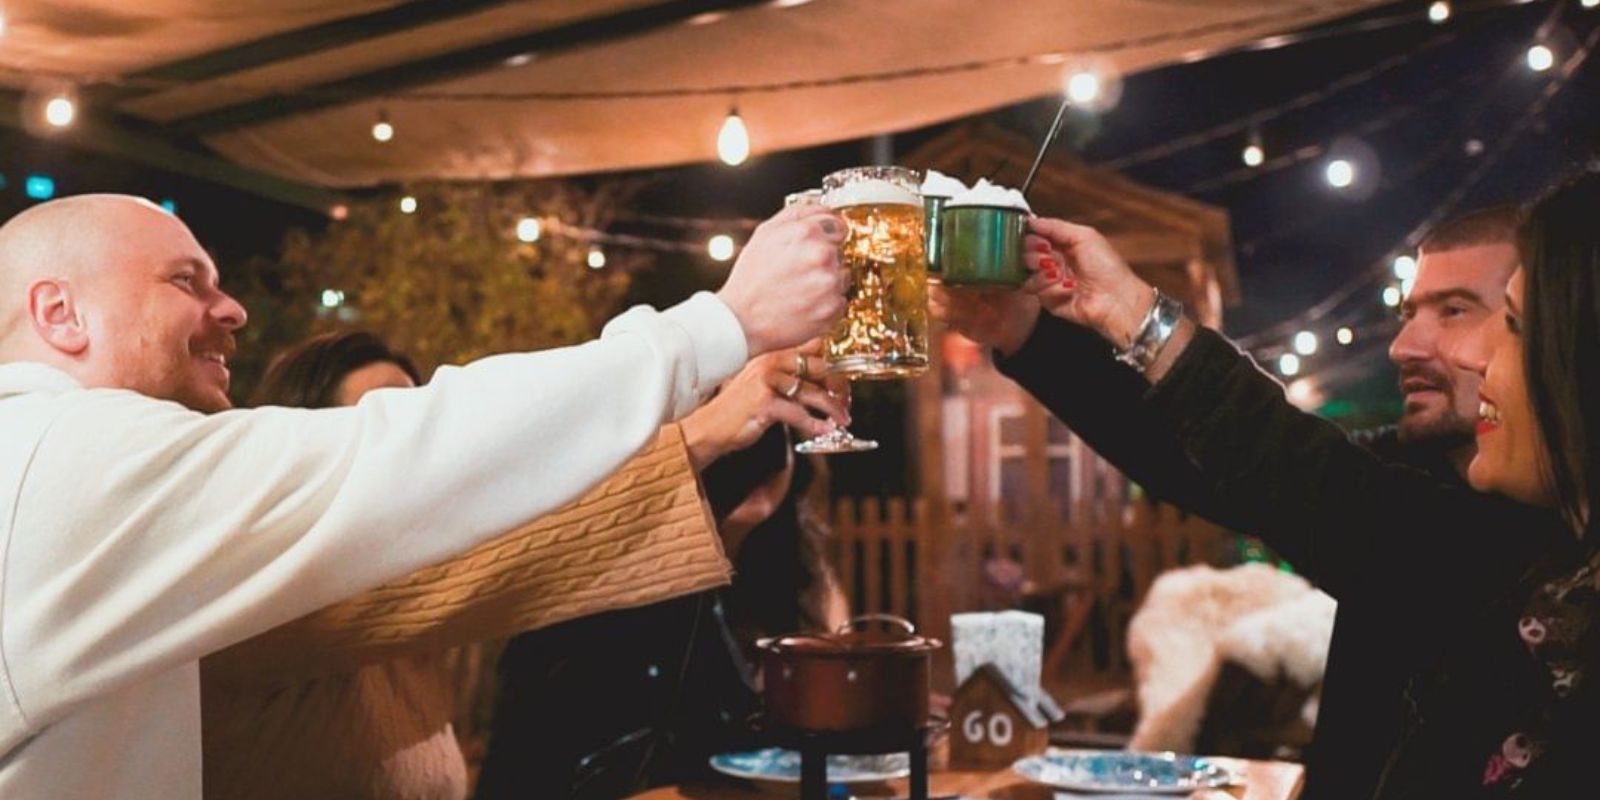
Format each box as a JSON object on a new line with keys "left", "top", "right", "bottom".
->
{"left": 27, "top": 279, "right": 88, "bottom": 355}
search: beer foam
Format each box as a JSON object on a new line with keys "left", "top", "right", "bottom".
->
{"left": 825, "top": 178, "right": 920, "bottom": 208}
{"left": 946, "top": 178, "right": 1032, "bottom": 213}
{"left": 920, "top": 170, "right": 969, "bottom": 199}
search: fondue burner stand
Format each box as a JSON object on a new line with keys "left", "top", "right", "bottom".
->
{"left": 771, "top": 722, "right": 939, "bottom": 800}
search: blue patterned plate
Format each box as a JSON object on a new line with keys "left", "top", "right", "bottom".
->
{"left": 1013, "top": 748, "right": 1239, "bottom": 794}
{"left": 709, "top": 748, "right": 910, "bottom": 784}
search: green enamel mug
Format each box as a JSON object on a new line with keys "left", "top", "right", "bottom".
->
{"left": 937, "top": 205, "right": 1030, "bottom": 287}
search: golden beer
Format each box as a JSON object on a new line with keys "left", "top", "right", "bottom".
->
{"left": 822, "top": 167, "right": 929, "bottom": 379}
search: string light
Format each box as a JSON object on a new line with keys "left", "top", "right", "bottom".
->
{"left": 1325, "top": 158, "right": 1356, "bottom": 189}
{"left": 329, "top": 204, "right": 350, "bottom": 221}
{"left": 1286, "top": 379, "right": 1321, "bottom": 409}
{"left": 1392, "top": 255, "right": 1418, "bottom": 281}
{"left": 707, "top": 234, "right": 736, "bottom": 262}
{"left": 1584, "top": 0, "right": 1598, "bottom": 11}
{"left": 1242, "top": 126, "right": 1265, "bottom": 167}
{"left": 1293, "top": 331, "right": 1319, "bottom": 356}
{"left": 1066, "top": 70, "right": 1101, "bottom": 105}
{"left": 371, "top": 110, "right": 394, "bottom": 142}
{"left": 1527, "top": 44, "right": 1555, "bottom": 72}
{"left": 516, "top": 217, "right": 543, "bottom": 242}
{"left": 717, "top": 106, "right": 750, "bottom": 166}
{"left": 1428, "top": 2, "right": 1451, "bottom": 25}
{"left": 1382, "top": 286, "right": 1402, "bottom": 308}
{"left": 399, "top": 195, "right": 417, "bottom": 214}
{"left": 1336, "top": 327, "right": 1355, "bottom": 346}
{"left": 41, "top": 87, "right": 77, "bottom": 130}
{"left": 587, "top": 246, "right": 607, "bottom": 269}
{"left": 320, "top": 289, "right": 346, "bottom": 308}
{"left": 1277, "top": 353, "right": 1301, "bottom": 377}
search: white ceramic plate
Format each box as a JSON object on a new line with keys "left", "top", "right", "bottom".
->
{"left": 1013, "top": 748, "right": 1239, "bottom": 794}
{"left": 709, "top": 748, "right": 910, "bottom": 784}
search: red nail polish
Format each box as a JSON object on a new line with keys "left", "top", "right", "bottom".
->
{"left": 1061, "top": 274, "right": 1076, "bottom": 288}
{"left": 1039, "top": 256, "right": 1059, "bottom": 271}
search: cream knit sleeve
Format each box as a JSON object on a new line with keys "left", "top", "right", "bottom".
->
{"left": 202, "top": 424, "right": 728, "bottom": 687}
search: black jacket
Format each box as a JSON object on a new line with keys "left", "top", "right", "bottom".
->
{"left": 995, "top": 315, "right": 1576, "bottom": 798}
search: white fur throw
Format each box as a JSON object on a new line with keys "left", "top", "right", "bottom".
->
{"left": 1125, "top": 563, "right": 1336, "bottom": 752}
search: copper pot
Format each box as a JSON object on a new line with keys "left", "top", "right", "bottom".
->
{"left": 758, "top": 614, "right": 942, "bottom": 732}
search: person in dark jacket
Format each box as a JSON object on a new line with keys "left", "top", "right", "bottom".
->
{"left": 933, "top": 207, "right": 1520, "bottom": 799}
{"left": 984, "top": 172, "right": 1597, "bottom": 797}
{"left": 476, "top": 416, "right": 847, "bottom": 799}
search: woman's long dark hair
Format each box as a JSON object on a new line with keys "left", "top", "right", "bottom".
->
{"left": 1520, "top": 172, "right": 1600, "bottom": 539}
{"left": 251, "top": 330, "right": 421, "bottom": 409}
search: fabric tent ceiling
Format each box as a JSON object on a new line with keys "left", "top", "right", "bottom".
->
{"left": 0, "top": 0, "right": 1386, "bottom": 189}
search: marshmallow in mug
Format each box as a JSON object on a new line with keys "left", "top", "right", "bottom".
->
{"left": 825, "top": 178, "right": 921, "bottom": 208}
{"left": 945, "top": 178, "right": 1032, "bottom": 214}
{"left": 920, "top": 169, "right": 969, "bottom": 200}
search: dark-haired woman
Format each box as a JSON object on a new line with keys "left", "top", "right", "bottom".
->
{"left": 1004, "top": 173, "right": 1600, "bottom": 796}
{"left": 199, "top": 332, "right": 844, "bottom": 800}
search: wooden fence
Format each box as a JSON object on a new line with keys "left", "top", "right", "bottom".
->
{"left": 826, "top": 495, "right": 1231, "bottom": 684}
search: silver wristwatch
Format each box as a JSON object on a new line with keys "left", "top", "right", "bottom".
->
{"left": 1113, "top": 288, "right": 1184, "bottom": 371}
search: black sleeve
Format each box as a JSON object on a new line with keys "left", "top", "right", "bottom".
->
{"left": 994, "top": 313, "right": 1245, "bottom": 530}
{"left": 1142, "top": 327, "right": 1557, "bottom": 602}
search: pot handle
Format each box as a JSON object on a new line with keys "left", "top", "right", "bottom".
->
{"left": 837, "top": 613, "right": 916, "bottom": 636}
{"left": 756, "top": 633, "right": 836, "bottom": 653}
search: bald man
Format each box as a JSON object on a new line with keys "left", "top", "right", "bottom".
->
{"left": 0, "top": 195, "right": 848, "bottom": 799}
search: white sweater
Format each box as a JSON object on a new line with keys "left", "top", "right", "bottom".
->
{"left": 0, "top": 293, "right": 746, "bottom": 800}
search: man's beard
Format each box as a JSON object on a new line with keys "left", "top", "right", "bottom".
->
{"left": 1397, "top": 363, "right": 1476, "bottom": 446}
{"left": 1397, "top": 408, "right": 1475, "bottom": 448}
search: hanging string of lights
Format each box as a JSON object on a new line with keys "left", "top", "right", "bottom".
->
{"left": 1238, "top": 19, "right": 1597, "bottom": 375}
{"left": 1096, "top": 23, "right": 1469, "bottom": 173}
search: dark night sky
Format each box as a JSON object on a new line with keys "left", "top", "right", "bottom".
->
{"left": 615, "top": 0, "right": 1600, "bottom": 419}
{"left": 3, "top": 0, "right": 1598, "bottom": 423}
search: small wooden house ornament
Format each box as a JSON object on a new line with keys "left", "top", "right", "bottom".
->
{"left": 949, "top": 663, "right": 1063, "bottom": 768}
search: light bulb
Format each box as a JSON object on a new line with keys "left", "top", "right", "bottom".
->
{"left": 1527, "top": 44, "right": 1554, "bottom": 72}
{"left": 1382, "top": 286, "right": 1402, "bottom": 308}
{"left": 516, "top": 217, "right": 542, "bottom": 243}
{"left": 1336, "top": 327, "right": 1355, "bottom": 346}
{"left": 587, "top": 247, "right": 607, "bottom": 269}
{"left": 1278, "top": 353, "right": 1301, "bottom": 377}
{"left": 1293, "top": 331, "right": 1319, "bottom": 356}
{"left": 1242, "top": 143, "right": 1264, "bottom": 167}
{"left": 399, "top": 196, "right": 418, "bottom": 214}
{"left": 1583, "top": 0, "right": 1598, "bottom": 10}
{"left": 708, "top": 234, "right": 736, "bottom": 262}
{"left": 43, "top": 94, "right": 76, "bottom": 129}
{"left": 1066, "top": 71, "right": 1100, "bottom": 105}
{"left": 320, "top": 289, "right": 345, "bottom": 308}
{"left": 1392, "top": 255, "right": 1418, "bottom": 281}
{"left": 1325, "top": 158, "right": 1355, "bottom": 189}
{"left": 717, "top": 109, "right": 750, "bottom": 166}
{"left": 371, "top": 111, "right": 394, "bottom": 142}
{"left": 1428, "top": 2, "right": 1451, "bottom": 24}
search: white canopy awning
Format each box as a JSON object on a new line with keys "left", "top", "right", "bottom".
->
{"left": 0, "top": 0, "right": 1385, "bottom": 190}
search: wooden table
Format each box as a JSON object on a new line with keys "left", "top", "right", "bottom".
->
{"left": 631, "top": 757, "right": 1303, "bottom": 800}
